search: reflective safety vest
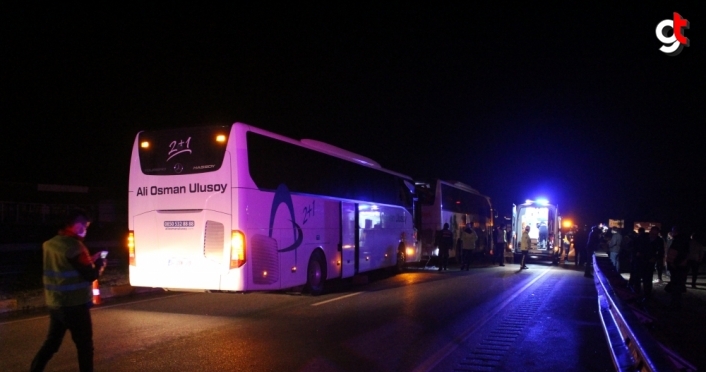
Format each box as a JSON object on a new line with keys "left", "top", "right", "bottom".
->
{"left": 521, "top": 231, "right": 531, "bottom": 251}
{"left": 42, "top": 235, "right": 93, "bottom": 307}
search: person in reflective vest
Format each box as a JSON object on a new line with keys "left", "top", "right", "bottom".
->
{"left": 520, "top": 225, "right": 531, "bottom": 269}
{"left": 460, "top": 223, "right": 478, "bottom": 270}
{"left": 31, "top": 209, "right": 106, "bottom": 372}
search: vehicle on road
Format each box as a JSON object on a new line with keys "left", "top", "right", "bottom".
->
{"left": 511, "top": 199, "right": 562, "bottom": 264}
{"left": 415, "top": 180, "right": 493, "bottom": 263}
{"left": 128, "top": 123, "right": 418, "bottom": 294}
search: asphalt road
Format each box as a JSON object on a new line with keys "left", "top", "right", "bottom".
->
{"left": 0, "top": 263, "right": 614, "bottom": 372}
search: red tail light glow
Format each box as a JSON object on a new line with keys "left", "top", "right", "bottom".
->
{"left": 230, "top": 230, "right": 246, "bottom": 268}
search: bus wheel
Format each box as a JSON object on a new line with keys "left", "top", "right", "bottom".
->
{"left": 305, "top": 250, "right": 326, "bottom": 296}
{"left": 396, "top": 251, "right": 406, "bottom": 273}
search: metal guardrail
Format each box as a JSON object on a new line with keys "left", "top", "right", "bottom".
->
{"left": 593, "top": 254, "right": 696, "bottom": 372}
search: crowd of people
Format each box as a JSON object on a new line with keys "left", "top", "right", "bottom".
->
{"left": 573, "top": 224, "right": 706, "bottom": 310}
{"left": 433, "top": 221, "right": 705, "bottom": 311}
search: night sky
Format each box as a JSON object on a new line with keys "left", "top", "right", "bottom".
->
{"left": 3, "top": 3, "right": 705, "bottom": 230}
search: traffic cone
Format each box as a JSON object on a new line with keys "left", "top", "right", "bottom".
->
{"left": 92, "top": 280, "right": 101, "bottom": 305}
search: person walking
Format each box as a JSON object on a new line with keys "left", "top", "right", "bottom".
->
{"left": 31, "top": 209, "right": 107, "bottom": 372}
{"left": 459, "top": 223, "right": 478, "bottom": 270}
{"left": 520, "top": 225, "right": 531, "bottom": 269}
{"left": 493, "top": 224, "right": 506, "bottom": 266}
{"left": 436, "top": 223, "right": 454, "bottom": 271}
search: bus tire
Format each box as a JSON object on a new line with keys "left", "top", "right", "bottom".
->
{"left": 305, "top": 250, "right": 326, "bottom": 296}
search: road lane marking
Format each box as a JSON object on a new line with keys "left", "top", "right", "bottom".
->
{"left": 311, "top": 292, "right": 363, "bottom": 306}
{"left": 412, "top": 267, "right": 552, "bottom": 372}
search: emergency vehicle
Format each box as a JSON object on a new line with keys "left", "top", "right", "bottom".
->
{"left": 511, "top": 199, "right": 562, "bottom": 264}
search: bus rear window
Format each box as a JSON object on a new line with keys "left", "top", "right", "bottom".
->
{"left": 137, "top": 126, "right": 228, "bottom": 175}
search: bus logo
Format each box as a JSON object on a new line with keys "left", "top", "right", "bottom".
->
{"left": 269, "top": 184, "right": 303, "bottom": 253}
{"left": 173, "top": 163, "right": 184, "bottom": 173}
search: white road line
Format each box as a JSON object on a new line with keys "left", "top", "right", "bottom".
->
{"left": 311, "top": 292, "right": 363, "bottom": 306}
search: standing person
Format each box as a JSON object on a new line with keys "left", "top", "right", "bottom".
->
{"left": 436, "top": 223, "right": 454, "bottom": 271}
{"left": 538, "top": 222, "right": 548, "bottom": 249}
{"left": 608, "top": 226, "right": 622, "bottom": 272}
{"left": 505, "top": 224, "right": 514, "bottom": 263}
{"left": 520, "top": 225, "right": 531, "bottom": 269}
{"left": 31, "top": 209, "right": 107, "bottom": 372}
{"left": 573, "top": 226, "right": 587, "bottom": 267}
{"left": 663, "top": 230, "right": 674, "bottom": 279}
{"left": 619, "top": 228, "right": 633, "bottom": 276}
{"left": 666, "top": 226, "right": 690, "bottom": 310}
{"left": 599, "top": 227, "right": 609, "bottom": 253}
{"left": 493, "top": 224, "right": 506, "bottom": 266}
{"left": 638, "top": 226, "right": 664, "bottom": 301}
{"left": 655, "top": 231, "right": 667, "bottom": 283}
{"left": 459, "top": 223, "right": 478, "bottom": 270}
{"left": 585, "top": 225, "right": 601, "bottom": 278}
{"left": 629, "top": 228, "right": 648, "bottom": 291}
{"left": 562, "top": 228, "right": 573, "bottom": 262}
{"left": 687, "top": 232, "right": 705, "bottom": 288}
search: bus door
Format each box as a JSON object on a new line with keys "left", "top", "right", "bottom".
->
{"left": 341, "top": 202, "right": 357, "bottom": 278}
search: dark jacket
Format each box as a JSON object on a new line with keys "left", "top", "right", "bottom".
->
{"left": 573, "top": 229, "right": 587, "bottom": 250}
{"left": 437, "top": 228, "right": 454, "bottom": 251}
{"left": 587, "top": 227, "right": 601, "bottom": 253}
{"left": 669, "top": 233, "right": 690, "bottom": 267}
{"left": 642, "top": 236, "right": 664, "bottom": 263}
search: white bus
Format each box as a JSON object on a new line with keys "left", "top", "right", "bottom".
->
{"left": 511, "top": 200, "right": 562, "bottom": 264}
{"left": 128, "top": 123, "right": 419, "bottom": 294}
{"left": 414, "top": 180, "right": 493, "bottom": 262}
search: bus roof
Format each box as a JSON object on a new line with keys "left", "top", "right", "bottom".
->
{"left": 238, "top": 122, "right": 414, "bottom": 181}
{"left": 300, "top": 139, "right": 380, "bottom": 168}
{"left": 442, "top": 180, "right": 482, "bottom": 194}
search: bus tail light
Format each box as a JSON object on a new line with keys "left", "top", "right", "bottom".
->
{"left": 230, "top": 230, "right": 246, "bottom": 268}
{"left": 127, "top": 231, "right": 136, "bottom": 266}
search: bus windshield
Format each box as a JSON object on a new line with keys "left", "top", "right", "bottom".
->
{"left": 137, "top": 126, "right": 229, "bottom": 176}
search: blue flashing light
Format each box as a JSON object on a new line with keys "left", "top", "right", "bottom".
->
{"left": 535, "top": 198, "right": 549, "bottom": 206}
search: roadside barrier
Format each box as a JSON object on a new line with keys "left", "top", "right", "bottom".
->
{"left": 593, "top": 254, "right": 694, "bottom": 372}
